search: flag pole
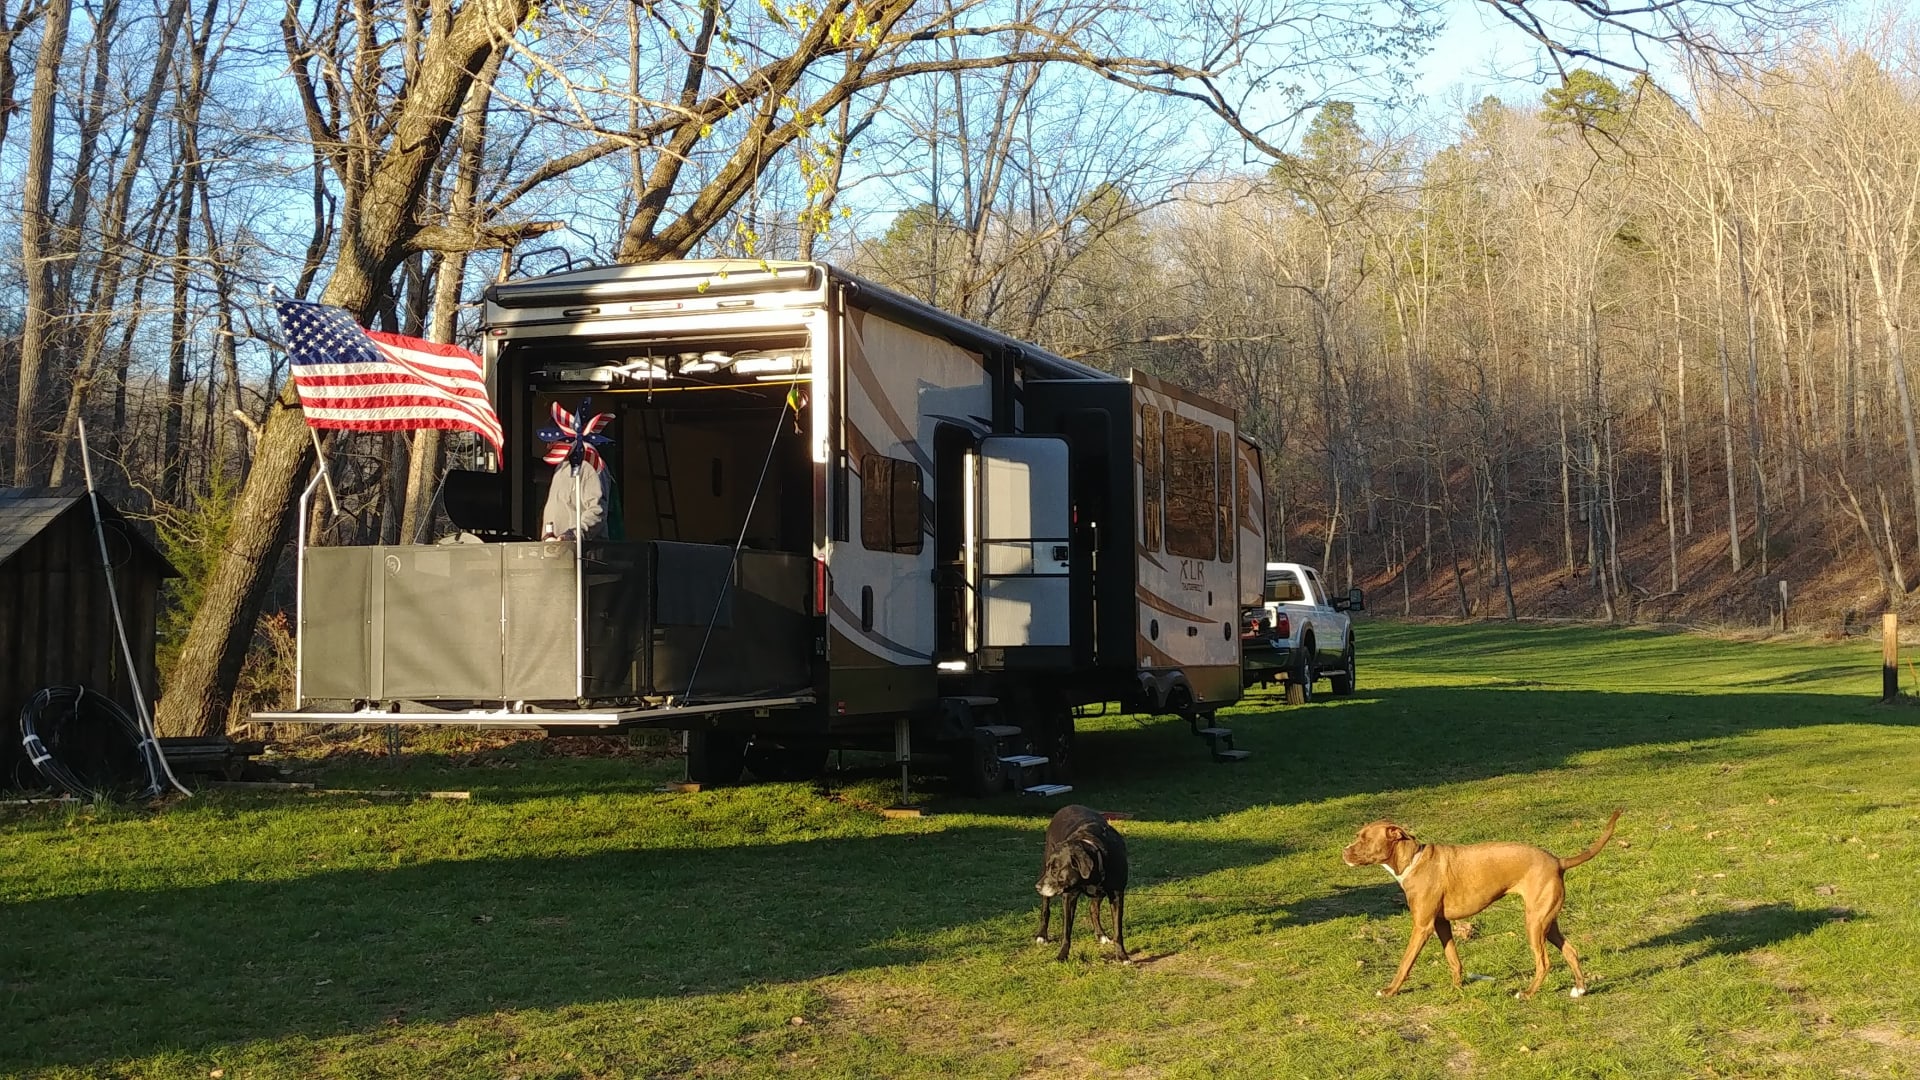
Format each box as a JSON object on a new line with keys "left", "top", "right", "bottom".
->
{"left": 308, "top": 426, "right": 340, "bottom": 516}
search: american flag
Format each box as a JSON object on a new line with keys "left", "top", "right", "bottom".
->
{"left": 274, "top": 296, "right": 504, "bottom": 452}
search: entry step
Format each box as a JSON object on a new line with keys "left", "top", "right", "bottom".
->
{"left": 1213, "top": 749, "right": 1252, "bottom": 762}
{"left": 1195, "top": 727, "right": 1233, "bottom": 738}
{"left": 999, "top": 754, "right": 1049, "bottom": 768}
{"left": 977, "top": 724, "right": 1023, "bottom": 738}
{"left": 1021, "top": 783, "right": 1074, "bottom": 797}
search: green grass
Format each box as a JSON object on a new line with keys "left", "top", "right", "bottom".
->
{"left": 4, "top": 621, "right": 1918, "bottom": 1079}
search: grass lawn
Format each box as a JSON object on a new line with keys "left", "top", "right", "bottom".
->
{"left": 3, "top": 620, "right": 1918, "bottom": 1079}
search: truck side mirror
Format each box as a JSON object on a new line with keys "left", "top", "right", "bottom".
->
{"left": 1348, "top": 586, "right": 1365, "bottom": 611}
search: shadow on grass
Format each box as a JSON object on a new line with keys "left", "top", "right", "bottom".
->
{"left": 0, "top": 825, "right": 1285, "bottom": 1073}
{"left": 1258, "top": 881, "right": 1404, "bottom": 931}
{"left": 968, "top": 681, "right": 1917, "bottom": 826}
{"left": 1631, "top": 902, "right": 1859, "bottom": 963}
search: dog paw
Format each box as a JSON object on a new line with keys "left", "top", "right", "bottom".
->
{"left": 1034, "top": 936, "right": 1048, "bottom": 944}
{"left": 1569, "top": 987, "right": 1587, "bottom": 999}
{"left": 1098, "top": 935, "right": 1113, "bottom": 946}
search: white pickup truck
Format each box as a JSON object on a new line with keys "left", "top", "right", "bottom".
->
{"left": 1240, "top": 561, "right": 1363, "bottom": 704}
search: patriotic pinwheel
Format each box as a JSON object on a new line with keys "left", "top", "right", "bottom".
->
{"left": 538, "top": 400, "right": 614, "bottom": 470}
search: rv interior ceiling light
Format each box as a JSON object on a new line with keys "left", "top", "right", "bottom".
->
{"left": 730, "top": 350, "right": 806, "bottom": 375}
{"left": 537, "top": 365, "right": 617, "bottom": 384}
{"left": 674, "top": 351, "right": 737, "bottom": 374}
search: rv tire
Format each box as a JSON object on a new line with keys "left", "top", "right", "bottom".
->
{"left": 1037, "top": 710, "right": 1075, "bottom": 785}
{"left": 955, "top": 729, "right": 1006, "bottom": 796}
{"left": 746, "top": 738, "right": 829, "bottom": 782}
{"left": 686, "top": 729, "right": 748, "bottom": 785}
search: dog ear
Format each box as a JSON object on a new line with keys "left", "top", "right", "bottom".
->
{"left": 1385, "top": 825, "right": 1410, "bottom": 842}
{"left": 1070, "top": 841, "right": 1097, "bottom": 880}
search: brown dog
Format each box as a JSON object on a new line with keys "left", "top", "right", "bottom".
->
{"left": 1342, "top": 808, "right": 1622, "bottom": 999}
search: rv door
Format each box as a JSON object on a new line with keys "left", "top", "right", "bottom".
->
{"left": 967, "top": 435, "right": 1073, "bottom": 669}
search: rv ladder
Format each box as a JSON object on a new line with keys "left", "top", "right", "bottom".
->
{"left": 638, "top": 407, "right": 679, "bottom": 540}
{"left": 998, "top": 753, "right": 1070, "bottom": 797}
{"left": 1189, "top": 717, "right": 1251, "bottom": 762}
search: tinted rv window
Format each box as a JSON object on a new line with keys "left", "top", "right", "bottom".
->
{"left": 861, "top": 454, "right": 924, "bottom": 555}
{"left": 1140, "top": 404, "right": 1163, "bottom": 552}
{"left": 1164, "top": 412, "right": 1216, "bottom": 560}
{"left": 1216, "top": 429, "right": 1233, "bottom": 563}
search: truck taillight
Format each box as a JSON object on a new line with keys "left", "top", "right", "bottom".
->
{"left": 814, "top": 558, "right": 829, "bottom": 616}
{"left": 1274, "top": 613, "right": 1290, "bottom": 639}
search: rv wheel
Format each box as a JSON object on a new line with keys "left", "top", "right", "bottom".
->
{"left": 1039, "top": 713, "right": 1076, "bottom": 785}
{"left": 686, "top": 730, "right": 747, "bottom": 785}
{"left": 745, "top": 739, "right": 829, "bottom": 782}
{"left": 955, "top": 729, "right": 1006, "bottom": 796}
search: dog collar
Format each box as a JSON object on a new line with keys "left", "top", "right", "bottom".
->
{"left": 1383, "top": 845, "right": 1426, "bottom": 885}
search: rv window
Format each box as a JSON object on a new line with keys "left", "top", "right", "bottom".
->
{"left": 861, "top": 454, "right": 924, "bottom": 555}
{"left": 1141, "top": 404, "right": 1162, "bottom": 552}
{"left": 1216, "top": 429, "right": 1233, "bottom": 563}
{"left": 1164, "top": 412, "right": 1216, "bottom": 561}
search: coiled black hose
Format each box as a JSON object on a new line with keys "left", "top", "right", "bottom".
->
{"left": 17, "top": 686, "right": 164, "bottom": 800}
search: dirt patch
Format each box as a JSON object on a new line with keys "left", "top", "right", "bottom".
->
{"left": 1852, "top": 1024, "right": 1920, "bottom": 1053}
{"left": 815, "top": 981, "right": 1163, "bottom": 1079}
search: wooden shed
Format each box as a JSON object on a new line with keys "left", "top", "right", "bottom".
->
{"left": 0, "top": 487, "right": 177, "bottom": 790}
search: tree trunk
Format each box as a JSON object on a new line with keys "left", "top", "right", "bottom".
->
{"left": 1734, "top": 218, "right": 1770, "bottom": 576}
{"left": 10, "top": 0, "right": 74, "bottom": 485}
{"left": 162, "top": 172, "right": 197, "bottom": 506}
{"left": 1829, "top": 469, "right": 1902, "bottom": 605}
{"left": 402, "top": 46, "right": 501, "bottom": 542}
{"left": 155, "top": 0, "right": 531, "bottom": 737}
{"left": 46, "top": 0, "right": 191, "bottom": 486}
{"left": 1658, "top": 393, "right": 1679, "bottom": 593}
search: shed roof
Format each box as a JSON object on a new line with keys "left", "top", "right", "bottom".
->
{"left": 0, "top": 487, "right": 180, "bottom": 577}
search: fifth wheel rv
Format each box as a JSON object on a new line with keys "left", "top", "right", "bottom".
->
{"left": 259, "top": 260, "right": 1267, "bottom": 795}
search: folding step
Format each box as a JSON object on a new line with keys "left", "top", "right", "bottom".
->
{"left": 1021, "top": 783, "right": 1074, "bottom": 797}
{"left": 976, "top": 724, "right": 1023, "bottom": 738}
{"left": 1195, "top": 727, "right": 1233, "bottom": 738}
{"left": 999, "top": 754, "right": 1049, "bottom": 768}
{"left": 1213, "top": 749, "right": 1252, "bottom": 762}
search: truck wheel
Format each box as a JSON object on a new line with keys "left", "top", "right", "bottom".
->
{"left": 1328, "top": 641, "right": 1356, "bottom": 697}
{"left": 1285, "top": 653, "right": 1315, "bottom": 706}
{"left": 686, "top": 729, "right": 747, "bottom": 785}
{"left": 745, "top": 739, "right": 829, "bottom": 782}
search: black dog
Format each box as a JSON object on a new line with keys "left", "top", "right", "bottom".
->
{"left": 1035, "top": 804, "right": 1129, "bottom": 962}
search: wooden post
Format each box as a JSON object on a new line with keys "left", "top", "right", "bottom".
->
{"left": 1884, "top": 613, "right": 1900, "bottom": 702}
{"left": 1778, "top": 581, "right": 1789, "bottom": 630}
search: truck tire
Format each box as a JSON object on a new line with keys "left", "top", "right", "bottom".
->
{"left": 1285, "top": 651, "right": 1315, "bottom": 706}
{"left": 1328, "top": 640, "right": 1356, "bottom": 697}
{"left": 686, "top": 729, "right": 747, "bottom": 785}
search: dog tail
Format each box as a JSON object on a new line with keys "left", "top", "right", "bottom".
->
{"left": 1558, "top": 807, "right": 1624, "bottom": 871}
